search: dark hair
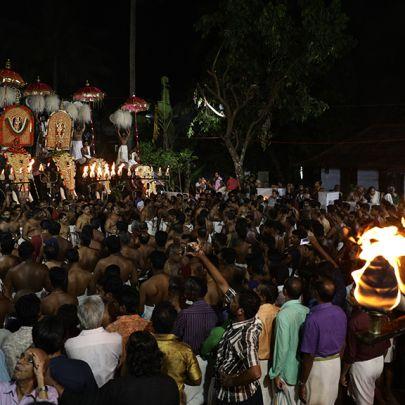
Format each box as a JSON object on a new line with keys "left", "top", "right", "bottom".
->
{"left": 119, "top": 232, "right": 131, "bottom": 246}
{"left": 126, "top": 331, "right": 163, "bottom": 377}
{"left": 105, "top": 264, "right": 121, "bottom": 278}
{"left": 284, "top": 277, "right": 303, "bottom": 300}
{"left": 44, "top": 242, "right": 59, "bottom": 261}
{"left": 1, "top": 237, "right": 15, "bottom": 255}
{"left": 80, "top": 233, "right": 92, "bottom": 247}
{"left": 57, "top": 304, "right": 80, "bottom": 340}
{"left": 197, "top": 228, "right": 207, "bottom": 239}
{"left": 49, "top": 267, "right": 68, "bottom": 292}
{"left": 32, "top": 316, "right": 64, "bottom": 354}
{"left": 184, "top": 276, "right": 207, "bottom": 301}
{"left": 139, "top": 233, "right": 150, "bottom": 245}
{"left": 65, "top": 248, "right": 79, "bottom": 263}
{"left": 257, "top": 283, "right": 278, "bottom": 304}
{"left": 168, "top": 276, "right": 185, "bottom": 297}
{"left": 117, "top": 221, "right": 129, "bottom": 233}
{"left": 237, "top": 289, "right": 261, "bottom": 319}
{"left": 48, "top": 221, "right": 61, "bottom": 236}
{"left": 150, "top": 250, "right": 167, "bottom": 270}
{"left": 235, "top": 218, "right": 248, "bottom": 240}
{"left": 220, "top": 248, "right": 236, "bottom": 265}
{"left": 105, "top": 236, "right": 121, "bottom": 254}
{"left": 40, "top": 219, "right": 52, "bottom": 231}
{"left": 313, "top": 275, "right": 336, "bottom": 303}
{"left": 151, "top": 302, "right": 177, "bottom": 334}
{"left": 155, "top": 231, "right": 168, "bottom": 248}
{"left": 15, "top": 293, "right": 40, "bottom": 326}
{"left": 99, "top": 274, "right": 123, "bottom": 297}
{"left": 18, "top": 241, "right": 34, "bottom": 260}
{"left": 118, "top": 286, "right": 139, "bottom": 314}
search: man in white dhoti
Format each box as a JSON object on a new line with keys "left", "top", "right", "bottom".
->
{"left": 299, "top": 276, "right": 347, "bottom": 405}
{"left": 340, "top": 298, "right": 390, "bottom": 405}
{"left": 71, "top": 125, "right": 85, "bottom": 161}
{"left": 116, "top": 130, "right": 129, "bottom": 165}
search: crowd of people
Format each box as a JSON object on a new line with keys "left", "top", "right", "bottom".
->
{"left": 0, "top": 178, "right": 402, "bottom": 405}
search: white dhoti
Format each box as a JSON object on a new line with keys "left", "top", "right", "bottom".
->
{"left": 272, "top": 378, "right": 300, "bottom": 405}
{"left": 259, "top": 360, "right": 272, "bottom": 405}
{"left": 306, "top": 355, "right": 340, "bottom": 405}
{"left": 349, "top": 355, "right": 384, "bottom": 405}
{"left": 185, "top": 355, "right": 207, "bottom": 404}
{"left": 143, "top": 304, "right": 155, "bottom": 320}
{"left": 71, "top": 140, "right": 83, "bottom": 160}
{"left": 117, "top": 145, "right": 129, "bottom": 164}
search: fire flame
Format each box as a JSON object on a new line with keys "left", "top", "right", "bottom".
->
{"left": 352, "top": 224, "right": 405, "bottom": 310}
{"left": 111, "top": 163, "right": 116, "bottom": 177}
{"left": 28, "top": 159, "right": 35, "bottom": 173}
{"left": 117, "top": 163, "right": 125, "bottom": 176}
{"left": 83, "top": 166, "right": 89, "bottom": 178}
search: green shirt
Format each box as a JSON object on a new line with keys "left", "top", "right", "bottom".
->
{"left": 269, "top": 299, "right": 309, "bottom": 385}
{"left": 200, "top": 320, "right": 231, "bottom": 361}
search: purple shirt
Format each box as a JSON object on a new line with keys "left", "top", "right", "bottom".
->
{"left": 301, "top": 302, "right": 347, "bottom": 357}
{"left": 174, "top": 300, "right": 218, "bottom": 354}
{"left": 0, "top": 382, "right": 58, "bottom": 404}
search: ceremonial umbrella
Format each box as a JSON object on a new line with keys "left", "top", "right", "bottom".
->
{"left": 24, "top": 76, "right": 53, "bottom": 97}
{"left": 73, "top": 81, "right": 106, "bottom": 153}
{"left": 0, "top": 59, "right": 25, "bottom": 107}
{"left": 121, "top": 95, "right": 149, "bottom": 157}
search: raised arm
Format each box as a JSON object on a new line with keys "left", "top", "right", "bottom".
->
{"left": 195, "top": 251, "right": 230, "bottom": 295}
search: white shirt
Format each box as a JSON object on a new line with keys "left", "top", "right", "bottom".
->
{"left": 65, "top": 327, "right": 122, "bottom": 387}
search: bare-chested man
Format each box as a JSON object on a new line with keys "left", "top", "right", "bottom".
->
{"left": 65, "top": 249, "right": 95, "bottom": 299}
{"left": 105, "top": 206, "right": 121, "bottom": 236}
{"left": 136, "top": 233, "right": 154, "bottom": 273}
{"left": 78, "top": 233, "right": 99, "bottom": 272}
{"left": 75, "top": 205, "right": 92, "bottom": 233}
{"left": 94, "top": 236, "right": 137, "bottom": 286}
{"left": 47, "top": 220, "right": 72, "bottom": 262}
{"left": 0, "top": 236, "right": 21, "bottom": 281}
{"left": 42, "top": 242, "right": 63, "bottom": 269}
{"left": 0, "top": 210, "right": 13, "bottom": 234}
{"left": 41, "top": 267, "right": 78, "bottom": 316}
{"left": 22, "top": 210, "right": 46, "bottom": 261}
{"left": 139, "top": 250, "right": 169, "bottom": 320}
{"left": 4, "top": 241, "right": 50, "bottom": 298}
{"left": 119, "top": 232, "right": 138, "bottom": 266}
{"left": 163, "top": 243, "right": 183, "bottom": 277}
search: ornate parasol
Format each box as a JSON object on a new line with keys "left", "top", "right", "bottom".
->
{"left": 121, "top": 94, "right": 149, "bottom": 158}
{"left": 73, "top": 81, "right": 106, "bottom": 154}
{"left": 73, "top": 80, "right": 105, "bottom": 104}
{"left": 0, "top": 59, "right": 25, "bottom": 88}
{"left": 0, "top": 59, "right": 25, "bottom": 107}
{"left": 23, "top": 76, "right": 53, "bottom": 97}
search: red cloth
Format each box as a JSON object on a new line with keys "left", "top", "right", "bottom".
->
{"left": 31, "top": 234, "right": 43, "bottom": 261}
{"left": 227, "top": 178, "right": 239, "bottom": 191}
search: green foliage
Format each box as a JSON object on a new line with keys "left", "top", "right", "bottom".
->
{"left": 191, "top": 0, "right": 353, "bottom": 157}
{"left": 140, "top": 141, "right": 197, "bottom": 172}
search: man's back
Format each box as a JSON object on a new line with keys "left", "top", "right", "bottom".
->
{"left": 65, "top": 328, "right": 122, "bottom": 387}
{"left": 155, "top": 333, "right": 201, "bottom": 393}
{"left": 4, "top": 261, "right": 49, "bottom": 297}
{"left": 0, "top": 255, "right": 20, "bottom": 280}
{"left": 269, "top": 299, "right": 309, "bottom": 385}
{"left": 41, "top": 291, "right": 78, "bottom": 316}
{"left": 78, "top": 246, "right": 99, "bottom": 272}
{"left": 141, "top": 273, "right": 170, "bottom": 307}
{"left": 95, "top": 254, "right": 136, "bottom": 284}
{"left": 67, "top": 264, "right": 94, "bottom": 297}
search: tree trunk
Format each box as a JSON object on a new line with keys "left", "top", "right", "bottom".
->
{"left": 223, "top": 137, "right": 244, "bottom": 183}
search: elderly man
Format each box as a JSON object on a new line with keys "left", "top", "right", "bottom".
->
{"left": 0, "top": 347, "right": 58, "bottom": 404}
{"left": 65, "top": 296, "right": 122, "bottom": 387}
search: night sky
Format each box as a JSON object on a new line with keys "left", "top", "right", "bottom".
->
{"left": 1, "top": 0, "right": 405, "bottom": 177}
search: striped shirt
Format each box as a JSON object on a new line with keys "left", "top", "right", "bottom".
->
{"left": 215, "top": 316, "right": 263, "bottom": 403}
{"left": 174, "top": 300, "right": 218, "bottom": 354}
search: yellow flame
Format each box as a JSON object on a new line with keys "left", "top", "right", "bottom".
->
{"left": 83, "top": 166, "right": 89, "bottom": 178}
{"left": 39, "top": 164, "right": 44, "bottom": 172}
{"left": 28, "top": 159, "right": 35, "bottom": 173}
{"left": 111, "top": 162, "right": 116, "bottom": 177}
{"left": 89, "top": 162, "right": 96, "bottom": 178}
{"left": 117, "top": 163, "right": 125, "bottom": 176}
{"left": 352, "top": 224, "right": 405, "bottom": 310}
